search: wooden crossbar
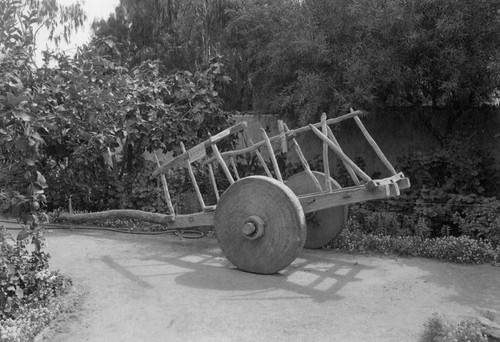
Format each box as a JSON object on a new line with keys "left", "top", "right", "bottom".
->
{"left": 152, "top": 121, "right": 247, "bottom": 177}
{"left": 283, "top": 122, "right": 322, "bottom": 192}
{"left": 202, "top": 110, "right": 365, "bottom": 164}
{"left": 353, "top": 113, "right": 398, "bottom": 176}
{"left": 309, "top": 124, "right": 372, "bottom": 183}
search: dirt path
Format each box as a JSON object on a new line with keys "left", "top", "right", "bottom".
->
{"left": 19, "top": 227, "right": 500, "bottom": 341}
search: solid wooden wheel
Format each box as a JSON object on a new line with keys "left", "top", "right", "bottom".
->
{"left": 214, "top": 176, "right": 306, "bottom": 274}
{"left": 286, "top": 171, "right": 345, "bottom": 249}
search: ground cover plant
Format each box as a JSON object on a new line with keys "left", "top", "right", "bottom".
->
{"left": 419, "top": 313, "right": 489, "bottom": 342}
{"left": 328, "top": 219, "right": 499, "bottom": 265}
{"left": 0, "top": 222, "right": 72, "bottom": 342}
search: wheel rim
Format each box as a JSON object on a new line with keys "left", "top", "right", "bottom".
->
{"left": 214, "top": 176, "right": 306, "bottom": 274}
{"left": 286, "top": 171, "right": 345, "bottom": 249}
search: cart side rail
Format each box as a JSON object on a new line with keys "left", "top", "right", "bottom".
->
{"left": 151, "top": 108, "right": 409, "bottom": 219}
{"left": 151, "top": 121, "right": 248, "bottom": 177}
{"left": 202, "top": 109, "right": 364, "bottom": 165}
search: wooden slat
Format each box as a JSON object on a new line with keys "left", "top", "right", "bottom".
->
{"left": 283, "top": 123, "right": 322, "bottom": 192}
{"left": 152, "top": 121, "right": 248, "bottom": 177}
{"left": 203, "top": 110, "right": 365, "bottom": 164}
{"left": 299, "top": 184, "right": 393, "bottom": 213}
{"left": 277, "top": 120, "right": 288, "bottom": 153}
{"left": 154, "top": 152, "right": 175, "bottom": 215}
{"left": 321, "top": 113, "right": 333, "bottom": 192}
{"left": 309, "top": 124, "right": 372, "bottom": 183}
{"left": 261, "top": 128, "right": 283, "bottom": 182}
{"left": 212, "top": 142, "right": 235, "bottom": 184}
{"left": 181, "top": 142, "right": 206, "bottom": 210}
{"left": 249, "top": 138, "right": 273, "bottom": 178}
{"left": 365, "top": 173, "right": 411, "bottom": 190}
{"left": 229, "top": 156, "right": 240, "bottom": 180}
{"left": 354, "top": 114, "right": 398, "bottom": 176}
{"left": 326, "top": 126, "right": 360, "bottom": 186}
{"left": 289, "top": 109, "right": 364, "bottom": 136}
{"left": 207, "top": 163, "right": 219, "bottom": 201}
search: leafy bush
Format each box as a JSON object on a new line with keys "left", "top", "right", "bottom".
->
{"left": 420, "top": 313, "right": 488, "bottom": 342}
{"left": 328, "top": 220, "right": 498, "bottom": 264}
{"left": 348, "top": 208, "right": 403, "bottom": 236}
{"left": 419, "top": 236, "right": 497, "bottom": 264}
{"left": 394, "top": 134, "right": 499, "bottom": 238}
{"left": 452, "top": 196, "right": 500, "bottom": 247}
{"left": 0, "top": 224, "right": 71, "bottom": 342}
{"left": 34, "top": 48, "right": 234, "bottom": 213}
{"left": 351, "top": 134, "right": 500, "bottom": 246}
{"left": 1, "top": 0, "right": 235, "bottom": 215}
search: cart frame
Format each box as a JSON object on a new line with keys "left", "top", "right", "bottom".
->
{"left": 61, "top": 109, "right": 409, "bottom": 228}
{"left": 60, "top": 109, "right": 410, "bottom": 274}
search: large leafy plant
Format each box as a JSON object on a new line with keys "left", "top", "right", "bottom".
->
{"left": 36, "top": 40, "right": 233, "bottom": 212}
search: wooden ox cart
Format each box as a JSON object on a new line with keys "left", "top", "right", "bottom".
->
{"left": 60, "top": 109, "right": 410, "bottom": 274}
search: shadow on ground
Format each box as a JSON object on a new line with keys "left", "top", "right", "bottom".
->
{"left": 98, "top": 240, "right": 373, "bottom": 303}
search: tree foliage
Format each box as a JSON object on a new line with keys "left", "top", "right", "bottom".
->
{"left": 95, "top": 0, "right": 500, "bottom": 122}
{"left": 92, "top": 0, "right": 235, "bottom": 71}
{"left": 1, "top": 0, "right": 233, "bottom": 213}
{"left": 0, "top": 0, "right": 85, "bottom": 214}
{"left": 223, "top": 0, "right": 500, "bottom": 121}
{"left": 38, "top": 41, "right": 232, "bottom": 211}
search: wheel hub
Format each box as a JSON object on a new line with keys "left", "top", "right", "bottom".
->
{"left": 241, "top": 216, "right": 265, "bottom": 240}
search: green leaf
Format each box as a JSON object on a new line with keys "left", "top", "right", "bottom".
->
{"left": 12, "top": 109, "right": 33, "bottom": 122}
{"left": 35, "top": 171, "right": 48, "bottom": 189}
{"left": 15, "top": 286, "right": 23, "bottom": 299}
{"left": 6, "top": 93, "right": 17, "bottom": 105}
{"left": 24, "top": 158, "right": 35, "bottom": 166}
{"left": 16, "top": 229, "right": 31, "bottom": 242}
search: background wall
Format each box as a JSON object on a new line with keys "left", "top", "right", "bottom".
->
{"left": 233, "top": 108, "right": 500, "bottom": 182}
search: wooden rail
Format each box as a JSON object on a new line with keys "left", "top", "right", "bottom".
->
{"left": 151, "top": 121, "right": 248, "bottom": 177}
{"left": 202, "top": 109, "right": 365, "bottom": 164}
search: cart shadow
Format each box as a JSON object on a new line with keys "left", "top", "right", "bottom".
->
{"left": 59, "top": 230, "right": 373, "bottom": 303}
{"left": 146, "top": 247, "right": 374, "bottom": 303}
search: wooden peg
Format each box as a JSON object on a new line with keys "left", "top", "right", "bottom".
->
{"left": 321, "top": 113, "right": 333, "bottom": 192}
{"left": 277, "top": 120, "right": 288, "bottom": 154}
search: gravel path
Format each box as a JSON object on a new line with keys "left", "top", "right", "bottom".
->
{"left": 5, "top": 223, "right": 499, "bottom": 342}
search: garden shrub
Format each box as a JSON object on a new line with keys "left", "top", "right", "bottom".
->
{"left": 395, "top": 133, "right": 500, "bottom": 238}
{"left": 347, "top": 207, "right": 403, "bottom": 236}
{"left": 340, "top": 133, "right": 500, "bottom": 254}
{"left": 452, "top": 196, "right": 500, "bottom": 247}
{"left": 45, "top": 156, "right": 231, "bottom": 215}
{"left": 0, "top": 224, "right": 71, "bottom": 342}
{"left": 329, "top": 220, "right": 498, "bottom": 264}
{"left": 419, "top": 313, "right": 488, "bottom": 342}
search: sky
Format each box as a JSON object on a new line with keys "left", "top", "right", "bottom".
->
{"left": 36, "top": 0, "right": 120, "bottom": 63}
